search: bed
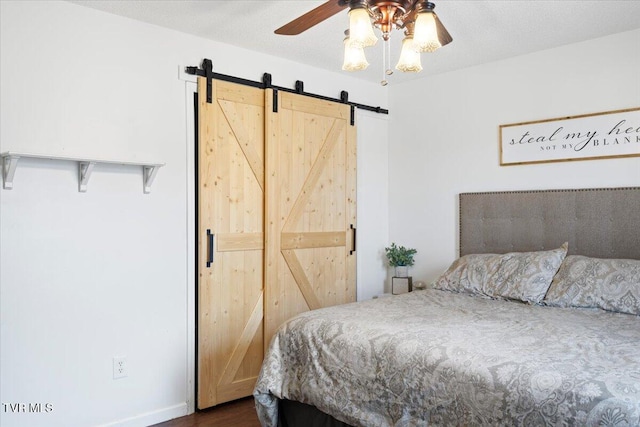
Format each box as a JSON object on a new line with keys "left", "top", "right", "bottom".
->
{"left": 254, "top": 187, "right": 640, "bottom": 426}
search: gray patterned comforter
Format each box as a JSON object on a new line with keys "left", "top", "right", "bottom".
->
{"left": 254, "top": 289, "right": 640, "bottom": 426}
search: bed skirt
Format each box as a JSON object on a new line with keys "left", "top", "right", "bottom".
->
{"left": 278, "top": 399, "right": 353, "bottom": 427}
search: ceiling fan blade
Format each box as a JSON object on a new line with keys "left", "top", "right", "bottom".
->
{"left": 275, "top": 1, "right": 348, "bottom": 35}
{"left": 434, "top": 13, "right": 453, "bottom": 47}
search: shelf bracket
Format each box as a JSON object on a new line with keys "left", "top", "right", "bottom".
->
{"left": 143, "top": 165, "right": 160, "bottom": 194}
{"left": 78, "top": 161, "right": 96, "bottom": 193}
{"left": 2, "top": 154, "right": 20, "bottom": 190}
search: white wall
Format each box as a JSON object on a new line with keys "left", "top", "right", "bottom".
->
{"left": 388, "top": 29, "right": 640, "bottom": 284}
{"left": 0, "top": 1, "right": 388, "bottom": 427}
{"left": 356, "top": 110, "right": 390, "bottom": 300}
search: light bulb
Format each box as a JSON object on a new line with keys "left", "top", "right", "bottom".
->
{"left": 348, "top": 7, "right": 377, "bottom": 48}
{"left": 413, "top": 11, "right": 441, "bottom": 53}
{"left": 342, "top": 36, "right": 369, "bottom": 71}
{"left": 396, "top": 37, "right": 423, "bottom": 72}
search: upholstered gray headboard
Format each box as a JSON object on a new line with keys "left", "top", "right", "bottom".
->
{"left": 459, "top": 187, "right": 640, "bottom": 260}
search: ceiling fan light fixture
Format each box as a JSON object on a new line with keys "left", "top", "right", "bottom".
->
{"left": 396, "top": 36, "right": 423, "bottom": 73}
{"left": 273, "top": 0, "right": 453, "bottom": 82}
{"left": 342, "top": 31, "right": 370, "bottom": 71}
{"left": 348, "top": 2, "right": 378, "bottom": 48}
{"left": 413, "top": 3, "right": 442, "bottom": 53}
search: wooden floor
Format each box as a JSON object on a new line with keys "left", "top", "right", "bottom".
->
{"left": 151, "top": 397, "right": 261, "bottom": 427}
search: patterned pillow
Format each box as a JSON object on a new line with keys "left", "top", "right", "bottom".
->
{"left": 435, "top": 243, "right": 568, "bottom": 304}
{"left": 544, "top": 255, "right": 640, "bottom": 315}
{"left": 434, "top": 253, "right": 497, "bottom": 296}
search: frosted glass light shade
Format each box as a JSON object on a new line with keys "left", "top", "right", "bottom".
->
{"left": 342, "top": 37, "right": 369, "bottom": 71}
{"left": 396, "top": 37, "right": 422, "bottom": 72}
{"left": 413, "top": 11, "right": 441, "bottom": 52}
{"left": 348, "top": 7, "right": 377, "bottom": 48}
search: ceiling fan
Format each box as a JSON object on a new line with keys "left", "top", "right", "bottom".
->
{"left": 275, "top": 0, "right": 453, "bottom": 83}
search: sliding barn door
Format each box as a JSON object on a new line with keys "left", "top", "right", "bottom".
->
{"left": 197, "top": 78, "right": 265, "bottom": 409}
{"left": 264, "top": 90, "right": 357, "bottom": 347}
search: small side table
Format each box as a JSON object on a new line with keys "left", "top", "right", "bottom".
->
{"left": 392, "top": 276, "right": 413, "bottom": 295}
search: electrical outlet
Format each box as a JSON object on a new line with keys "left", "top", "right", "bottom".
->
{"left": 113, "top": 357, "right": 128, "bottom": 379}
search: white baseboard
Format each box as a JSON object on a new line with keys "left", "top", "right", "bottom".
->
{"left": 95, "top": 403, "right": 188, "bottom": 427}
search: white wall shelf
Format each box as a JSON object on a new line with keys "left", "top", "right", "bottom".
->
{"left": 1, "top": 151, "right": 164, "bottom": 193}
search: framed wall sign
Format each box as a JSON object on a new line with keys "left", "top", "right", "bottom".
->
{"left": 500, "top": 107, "right": 640, "bottom": 166}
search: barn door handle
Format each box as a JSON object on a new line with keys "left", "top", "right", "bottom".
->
{"left": 350, "top": 224, "right": 356, "bottom": 255}
{"left": 206, "top": 229, "right": 215, "bottom": 267}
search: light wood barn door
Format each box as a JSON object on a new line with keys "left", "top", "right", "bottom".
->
{"left": 197, "top": 78, "right": 265, "bottom": 409}
{"left": 264, "top": 90, "right": 357, "bottom": 347}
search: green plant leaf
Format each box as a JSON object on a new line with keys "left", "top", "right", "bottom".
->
{"left": 384, "top": 242, "right": 417, "bottom": 267}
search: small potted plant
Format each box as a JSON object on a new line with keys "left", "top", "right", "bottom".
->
{"left": 384, "top": 243, "right": 417, "bottom": 277}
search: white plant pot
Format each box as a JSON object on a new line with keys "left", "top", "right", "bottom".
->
{"left": 395, "top": 266, "right": 409, "bottom": 277}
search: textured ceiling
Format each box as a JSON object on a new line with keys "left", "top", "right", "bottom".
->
{"left": 68, "top": 0, "right": 640, "bottom": 85}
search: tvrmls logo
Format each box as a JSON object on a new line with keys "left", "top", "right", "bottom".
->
{"left": 2, "top": 403, "right": 54, "bottom": 413}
